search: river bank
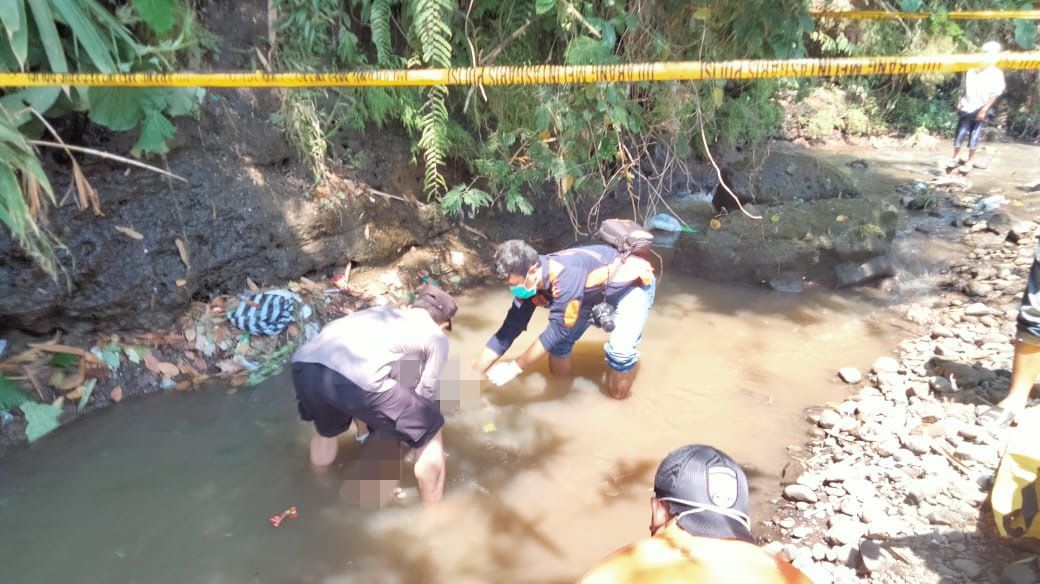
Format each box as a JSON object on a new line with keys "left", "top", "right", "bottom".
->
{"left": 765, "top": 176, "right": 1040, "bottom": 583}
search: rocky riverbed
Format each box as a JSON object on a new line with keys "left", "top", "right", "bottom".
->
{"left": 764, "top": 188, "right": 1040, "bottom": 584}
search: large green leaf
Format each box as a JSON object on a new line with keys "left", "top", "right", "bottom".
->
{"left": 19, "top": 401, "right": 60, "bottom": 442}
{"left": 131, "top": 0, "right": 176, "bottom": 35}
{"left": 535, "top": 0, "right": 555, "bottom": 16}
{"left": 87, "top": 87, "right": 149, "bottom": 130}
{"left": 164, "top": 87, "right": 203, "bottom": 117}
{"left": 27, "top": 0, "right": 68, "bottom": 73}
{"left": 0, "top": 374, "right": 30, "bottom": 411}
{"left": 132, "top": 108, "right": 175, "bottom": 155}
{"left": 50, "top": 0, "right": 118, "bottom": 72}
{"left": 0, "top": 0, "right": 28, "bottom": 68}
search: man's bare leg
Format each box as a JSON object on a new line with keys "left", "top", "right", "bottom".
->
{"left": 411, "top": 429, "right": 445, "bottom": 504}
{"left": 549, "top": 355, "right": 573, "bottom": 377}
{"left": 310, "top": 434, "right": 338, "bottom": 466}
{"left": 999, "top": 340, "right": 1040, "bottom": 414}
{"left": 354, "top": 419, "right": 370, "bottom": 443}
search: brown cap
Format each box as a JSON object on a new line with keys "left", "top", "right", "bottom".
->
{"left": 416, "top": 284, "right": 458, "bottom": 330}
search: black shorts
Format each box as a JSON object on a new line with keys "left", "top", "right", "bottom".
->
{"left": 1018, "top": 239, "right": 1040, "bottom": 345}
{"left": 291, "top": 362, "right": 444, "bottom": 449}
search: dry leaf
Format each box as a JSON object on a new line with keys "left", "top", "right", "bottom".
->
{"left": 156, "top": 362, "right": 180, "bottom": 377}
{"left": 175, "top": 238, "right": 190, "bottom": 269}
{"left": 184, "top": 326, "right": 197, "bottom": 343}
{"left": 217, "top": 359, "right": 244, "bottom": 375}
{"left": 835, "top": 215, "right": 848, "bottom": 222}
{"left": 143, "top": 353, "right": 162, "bottom": 375}
{"left": 57, "top": 371, "right": 85, "bottom": 391}
{"left": 709, "top": 218, "right": 722, "bottom": 231}
{"left": 176, "top": 279, "right": 187, "bottom": 287}
{"left": 175, "top": 381, "right": 192, "bottom": 392}
{"left": 110, "top": 386, "right": 124, "bottom": 403}
{"left": 67, "top": 385, "right": 83, "bottom": 400}
{"left": 246, "top": 277, "right": 260, "bottom": 292}
{"left": 28, "top": 343, "right": 102, "bottom": 364}
{"left": 115, "top": 226, "right": 144, "bottom": 240}
{"left": 230, "top": 374, "right": 249, "bottom": 387}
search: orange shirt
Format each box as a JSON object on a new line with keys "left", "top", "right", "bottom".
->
{"left": 579, "top": 522, "right": 811, "bottom": 584}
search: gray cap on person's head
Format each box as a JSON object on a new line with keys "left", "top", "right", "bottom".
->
{"left": 653, "top": 444, "right": 753, "bottom": 542}
{"left": 416, "top": 283, "right": 458, "bottom": 330}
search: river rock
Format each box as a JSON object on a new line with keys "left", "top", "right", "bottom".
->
{"left": 838, "top": 367, "right": 862, "bottom": 384}
{"left": 859, "top": 501, "right": 887, "bottom": 524}
{"left": 784, "top": 484, "right": 819, "bottom": 503}
{"left": 904, "top": 304, "right": 933, "bottom": 325}
{"left": 1008, "top": 221, "right": 1038, "bottom": 243}
{"left": 927, "top": 508, "right": 960, "bottom": 526}
{"left": 964, "top": 302, "right": 993, "bottom": 317}
{"left": 791, "top": 526, "right": 813, "bottom": 539}
{"left": 931, "top": 324, "right": 955, "bottom": 338}
{"left": 826, "top": 520, "right": 866, "bottom": 546}
{"left": 1001, "top": 560, "right": 1039, "bottom": 584}
{"left": 818, "top": 409, "right": 841, "bottom": 429}
{"left": 872, "top": 356, "right": 900, "bottom": 374}
{"left": 955, "top": 443, "right": 1000, "bottom": 466}
{"left": 812, "top": 542, "right": 829, "bottom": 561}
{"left": 839, "top": 497, "right": 861, "bottom": 517}
{"left": 858, "top": 539, "right": 893, "bottom": 574}
{"left": 900, "top": 434, "right": 931, "bottom": 455}
{"left": 779, "top": 517, "right": 796, "bottom": 529}
{"left": 929, "top": 375, "right": 955, "bottom": 394}
{"left": 852, "top": 394, "right": 886, "bottom": 417}
{"left": 835, "top": 256, "right": 896, "bottom": 288}
{"left": 769, "top": 273, "right": 806, "bottom": 294}
{"left": 907, "top": 479, "right": 942, "bottom": 504}
{"left": 953, "top": 559, "right": 983, "bottom": 579}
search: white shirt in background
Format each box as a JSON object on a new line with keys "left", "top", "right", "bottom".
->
{"left": 958, "top": 66, "right": 1006, "bottom": 113}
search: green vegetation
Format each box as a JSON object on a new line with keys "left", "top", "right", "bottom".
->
{"left": 2, "top": 0, "right": 1037, "bottom": 277}
{"left": 0, "top": 0, "right": 208, "bottom": 279}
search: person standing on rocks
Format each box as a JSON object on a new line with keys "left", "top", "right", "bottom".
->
{"left": 980, "top": 240, "right": 1040, "bottom": 428}
{"left": 948, "top": 41, "right": 1006, "bottom": 175}
{"left": 471, "top": 239, "right": 656, "bottom": 399}
{"left": 290, "top": 284, "right": 456, "bottom": 505}
{"left": 579, "top": 445, "right": 811, "bottom": 583}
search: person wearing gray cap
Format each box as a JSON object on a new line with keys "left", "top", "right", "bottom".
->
{"left": 580, "top": 445, "right": 810, "bottom": 583}
{"left": 290, "top": 284, "right": 457, "bottom": 505}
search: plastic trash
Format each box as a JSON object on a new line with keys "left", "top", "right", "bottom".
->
{"left": 268, "top": 506, "right": 299, "bottom": 527}
{"left": 645, "top": 213, "right": 683, "bottom": 232}
{"left": 975, "top": 195, "right": 1007, "bottom": 211}
{"left": 0, "top": 339, "right": 6, "bottom": 358}
{"left": 645, "top": 213, "right": 686, "bottom": 248}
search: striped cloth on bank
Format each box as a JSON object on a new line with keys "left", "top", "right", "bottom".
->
{"left": 227, "top": 290, "right": 298, "bottom": 336}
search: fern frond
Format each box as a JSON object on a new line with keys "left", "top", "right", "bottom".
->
{"left": 370, "top": 0, "right": 394, "bottom": 66}
{"left": 412, "top": 0, "right": 453, "bottom": 197}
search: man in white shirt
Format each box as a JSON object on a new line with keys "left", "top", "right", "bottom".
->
{"left": 949, "top": 41, "right": 1006, "bottom": 173}
{"left": 291, "top": 284, "right": 456, "bottom": 505}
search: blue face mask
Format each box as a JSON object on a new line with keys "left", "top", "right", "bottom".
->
{"left": 510, "top": 283, "right": 537, "bottom": 299}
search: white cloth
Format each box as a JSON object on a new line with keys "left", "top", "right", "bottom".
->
{"left": 958, "top": 66, "right": 1006, "bottom": 113}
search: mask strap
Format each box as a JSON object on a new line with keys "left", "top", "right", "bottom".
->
{"left": 658, "top": 496, "right": 751, "bottom": 533}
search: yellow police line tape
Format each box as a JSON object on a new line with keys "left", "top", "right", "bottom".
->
{"left": 811, "top": 9, "right": 1040, "bottom": 20}
{"left": 1, "top": 53, "right": 1038, "bottom": 89}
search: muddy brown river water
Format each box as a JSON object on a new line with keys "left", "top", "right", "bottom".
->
{"left": 0, "top": 275, "right": 905, "bottom": 584}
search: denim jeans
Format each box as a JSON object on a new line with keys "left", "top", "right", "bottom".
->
{"left": 547, "top": 278, "right": 657, "bottom": 372}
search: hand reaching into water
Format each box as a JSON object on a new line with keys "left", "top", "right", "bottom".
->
{"left": 486, "top": 361, "right": 522, "bottom": 386}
